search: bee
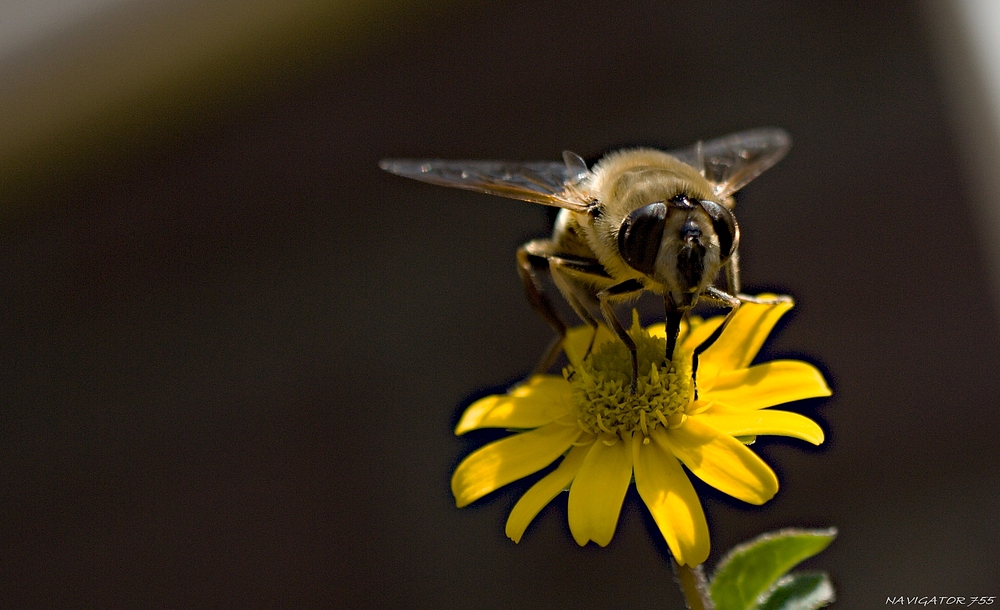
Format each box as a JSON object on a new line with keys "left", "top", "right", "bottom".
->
{"left": 380, "top": 128, "right": 792, "bottom": 393}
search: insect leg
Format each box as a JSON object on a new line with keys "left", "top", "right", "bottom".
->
{"left": 689, "top": 287, "right": 745, "bottom": 398}
{"left": 697, "top": 287, "right": 743, "bottom": 350}
{"left": 517, "top": 241, "right": 568, "bottom": 373}
{"left": 663, "top": 295, "right": 683, "bottom": 362}
{"left": 724, "top": 247, "right": 741, "bottom": 295}
{"left": 694, "top": 288, "right": 793, "bottom": 387}
{"left": 597, "top": 280, "right": 646, "bottom": 395}
{"left": 735, "top": 292, "right": 793, "bottom": 305}
{"left": 517, "top": 242, "right": 612, "bottom": 373}
{"left": 599, "top": 298, "right": 636, "bottom": 394}
{"left": 549, "top": 262, "right": 602, "bottom": 360}
{"left": 720, "top": 246, "right": 795, "bottom": 306}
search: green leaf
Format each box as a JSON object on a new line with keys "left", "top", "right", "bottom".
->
{"left": 757, "top": 572, "right": 835, "bottom": 610}
{"left": 709, "top": 528, "right": 837, "bottom": 610}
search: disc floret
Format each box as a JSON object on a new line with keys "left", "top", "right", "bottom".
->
{"left": 565, "top": 313, "right": 693, "bottom": 438}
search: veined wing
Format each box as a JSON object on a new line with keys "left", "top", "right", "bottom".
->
{"left": 379, "top": 153, "right": 592, "bottom": 213}
{"left": 668, "top": 128, "right": 792, "bottom": 200}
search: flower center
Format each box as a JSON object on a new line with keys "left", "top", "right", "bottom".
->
{"left": 564, "top": 316, "right": 693, "bottom": 438}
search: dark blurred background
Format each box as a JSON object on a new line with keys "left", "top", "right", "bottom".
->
{"left": 1, "top": 0, "right": 998, "bottom": 607}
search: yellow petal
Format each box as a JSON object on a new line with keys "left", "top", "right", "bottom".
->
{"left": 698, "top": 298, "right": 793, "bottom": 371}
{"left": 694, "top": 408, "right": 825, "bottom": 445}
{"left": 567, "top": 433, "right": 634, "bottom": 546}
{"left": 644, "top": 317, "right": 690, "bottom": 341}
{"left": 564, "top": 324, "right": 617, "bottom": 368}
{"left": 451, "top": 422, "right": 583, "bottom": 507}
{"left": 704, "top": 361, "right": 831, "bottom": 411}
{"left": 506, "top": 442, "right": 591, "bottom": 543}
{"left": 632, "top": 431, "right": 710, "bottom": 567}
{"left": 679, "top": 315, "right": 725, "bottom": 353}
{"left": 695, "top": 360, "right": 722, "bottom": 394}
{"left": 455, "top": 375, "right": 572, "bottom": 435}
{"left": 646, "top": 322, "right": 666, "bottom": 339}
{"left": 659, "top": 417, "right": 778, "bottom": 505}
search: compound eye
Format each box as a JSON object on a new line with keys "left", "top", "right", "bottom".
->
{"left": 618, "top": 201, "right": 667, "bottom": 276}
{"left": 698, "top": 200, "right": 739, "bottom": 258}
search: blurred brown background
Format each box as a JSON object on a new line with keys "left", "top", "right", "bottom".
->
{"left": 1, "top": 0, "right": 998, "bottom": 607}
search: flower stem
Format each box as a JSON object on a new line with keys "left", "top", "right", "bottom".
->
{"left": 671, "top": 558, "right": 714, "bottom": 610}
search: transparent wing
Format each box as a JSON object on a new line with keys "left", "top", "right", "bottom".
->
{"left": 667, "top": 128, "right": 792, "bottom": 200}
{"left": 378, "top": 154, "right": 592, "bottom": 212}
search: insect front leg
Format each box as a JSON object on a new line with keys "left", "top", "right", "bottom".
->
{"left": 690, "top": 288, "right": 793, "bottom": 398}
{"left": 691, "top": 287, "right": 743, "bottom": 397}
{"left": 596, "top": 280, "right": 645, "bottom": 395}
{"left": 722, "top": 248, "right": 794, "bottom": 304}
{"left": 734, "top": 292, "right": 793, "bottom": 305}
{"left": 698, "top": 287, "right": 794, "bottom": 353}
{"left": 663, "top": 296, "right": 684, "bottom": 362}
{"left": 723, "top": 247, "right": 741, "bottom": 295}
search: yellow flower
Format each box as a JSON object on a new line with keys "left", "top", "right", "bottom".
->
{"left": 450, "top": 298, "right": 831, "bottom": 567}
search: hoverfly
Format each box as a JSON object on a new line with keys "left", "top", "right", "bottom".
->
{"left": 380, "top": 128, "right": 792, "bottom": 393}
